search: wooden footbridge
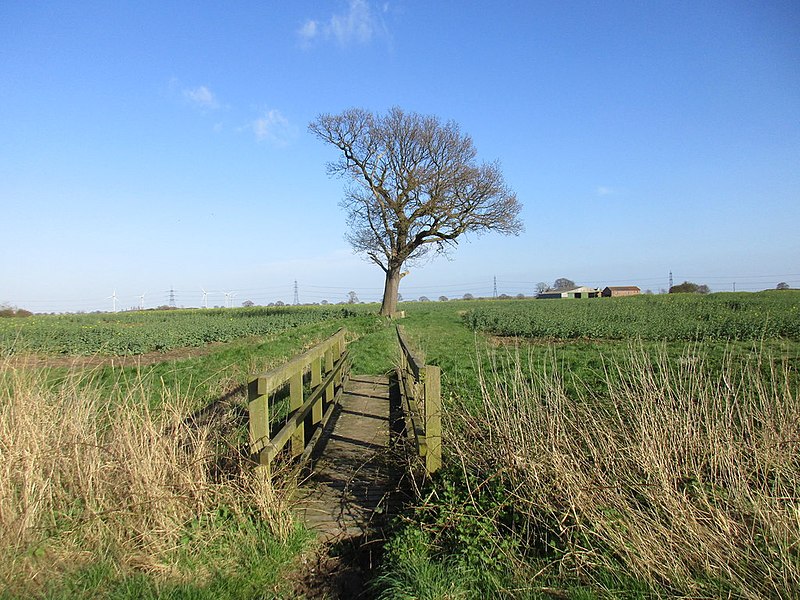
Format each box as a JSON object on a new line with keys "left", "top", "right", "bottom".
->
{"left": 247, "top": 327, "right": 441, "bottom": 540}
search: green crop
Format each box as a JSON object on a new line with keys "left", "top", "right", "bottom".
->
{"left": 0, "top": 305, "right": 371, "bottom": 356}
{"left": 464, "top": 291, "right": 800, "bottom": 341}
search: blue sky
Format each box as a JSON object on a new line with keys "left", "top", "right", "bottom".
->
{"left": 2, "top": 1, "right": 798, "bottom": 312}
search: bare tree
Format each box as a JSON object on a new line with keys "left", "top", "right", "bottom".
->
{"left": 309, "top": 107, "right": 523, "bottom": 316}
{"left": 536, "top": 282, "right": 549, "bottom": 294}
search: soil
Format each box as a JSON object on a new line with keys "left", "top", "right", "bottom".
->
{"left": 287, "top": 534, "right": 386, "bottom": 599}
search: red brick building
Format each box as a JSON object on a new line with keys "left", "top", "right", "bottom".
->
{"left": 601, "top": 286, "right": 641, "bottom": 297}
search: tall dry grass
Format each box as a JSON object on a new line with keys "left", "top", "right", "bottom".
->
{"left": 0, "top": 359, "right": 292, "bottom": 592}
{"left": 450, "top": 345, "right": 800, "bottom": 598}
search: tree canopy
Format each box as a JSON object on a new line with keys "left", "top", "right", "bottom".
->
{"left": 553, "top": 277, "right": 576, "bottom": 290}
{"left": 309, "top": 107, "right": 522, "bottom": 315}
{"left": 669, "top": 281, "right": 710, "bottom": 294}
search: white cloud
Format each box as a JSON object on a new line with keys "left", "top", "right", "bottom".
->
{"left": 183, "top": 85, "right": 219, "bottom": 109}
{"left": 251, "top": 109, "right": 294, "bottom": 145}
{"left": 298, "top": 0, "right": 383, "bottom": 47}
{"left": 596, "top": 186, "right": 616, "bottom": 197}
{"left": 298, "top": 19, "right": 319, "bottom": 43}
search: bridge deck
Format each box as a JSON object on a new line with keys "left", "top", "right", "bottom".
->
{"left": 293, "top": 374, "right": 398, "bottom": 541}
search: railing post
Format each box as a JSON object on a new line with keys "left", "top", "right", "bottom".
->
{"left": 289, "top": 369, "right": 304, "bottom": 457}
{"left": 424, "top": 365, "right": 442, "bottom": 473}
{"left": 311, "top": 355, "right": 322, "bottom": 424}
{"left": 247, "top": 328, "right": 350, "bottom": 479}
{"left": 248, "top": 376, "right": 271, "bottom": 474}
{"left": 324, "top": 346, "right": 335, "bottom": 405}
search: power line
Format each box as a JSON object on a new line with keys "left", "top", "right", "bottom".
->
{"left": 7, "top": 272, "right": 800, "bottom": 313}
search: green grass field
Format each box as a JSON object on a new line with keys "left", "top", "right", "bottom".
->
{"left": 2, "top": 293, "right": 799, "bottom": 598}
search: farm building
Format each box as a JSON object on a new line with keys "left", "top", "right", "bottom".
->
{"left": 601, "top": 286, "right": 641, "bottom": 297}
{"left": 538, "top": 286, "right": 600, "bottom": 299}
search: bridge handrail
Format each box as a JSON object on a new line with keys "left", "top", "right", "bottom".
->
{"left": 248, "top": 328, "right": 349, "bottom": 474}
{"left": 396, "top": 325, "right": 441, "bottom": 474}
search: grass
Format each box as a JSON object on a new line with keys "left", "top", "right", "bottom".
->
{"left": 0, "top": 310, "right": 394, "bottom": 599}
{"left": 10, "top": 313, "right": 389, "bottom": 413}
{"left": 4, "top": 295, "right": 799, "bottom": 598}
{"left": 0, "top": 357, "right": 309, "bottom": 599}
{"left": 370, "top": 300, "right": 800, "bottom": 599}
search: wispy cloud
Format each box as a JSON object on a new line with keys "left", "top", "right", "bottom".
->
{"left": 298, "top": 19, "right": 319, "bottom": 43}
{"left": 596, "top": 185, "right": 617, "bottom": 197}
{"left": 250, "top": 109, "right": 294, "bottom": 145}
{"left": 183, "top": 85, "right": 219, "bottom": 110}
{"left": 298, "top": 0, "right": 385, "bottom": 47}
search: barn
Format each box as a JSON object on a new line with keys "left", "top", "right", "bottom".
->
{"left": 538, "top": 286, "right": 600, "bottom": 299}
{"left": 601, "top": 286, "right": 641, "bottom": 297}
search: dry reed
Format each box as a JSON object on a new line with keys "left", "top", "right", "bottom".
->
{"left": 0, "top": 358, "right": 293, "bottom": 591}
{"left": 448, "top": 344, "right": 799, "bottom": 598}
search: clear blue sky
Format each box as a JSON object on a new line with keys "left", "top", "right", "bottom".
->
{"left": 2, "top": 1, "right": 798, "bottom": 312}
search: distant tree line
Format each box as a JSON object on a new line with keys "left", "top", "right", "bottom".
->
{"left": 669, "top": 281, "right": 710, "bottom": 294}
{"left": 0, "top": 304, "right": 32, "bottom": 318}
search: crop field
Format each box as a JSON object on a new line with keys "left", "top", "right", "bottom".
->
{"left": 2, "top": 292, "right": 799, "bottom": 599}
{"left": 0, "top": 304, "right": 369, "bottom": 356}
{"left": 464, "top": 290, "right": 800, "bottom": 341}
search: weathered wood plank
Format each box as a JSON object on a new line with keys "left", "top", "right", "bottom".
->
{"left": 423, "top": 364, "right": 442, "bottom": 473}
{"left": 294, "top": 375, "right": 395, "bottom": 541}
{"left": 254, "top": 329, "right": 346, "bottom": 396}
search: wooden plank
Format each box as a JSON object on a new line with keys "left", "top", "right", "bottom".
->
{"left": 311, "top": 356, "right": 322, "bottom": 424}
{"left": 289, "top": 370, "right": 304, "bottom": 457}
{"left": 259, "top": 352, "right": 349, "bottom": 464}
{"left": 298, "top": 380, "right": 346, "bottom": 468}
{"left": 247, "top": 378, "right": 270, "bottom": 466}
{"left": 254, "top": 329, "right": 346, "bottom": 396}
{"left": 294, "top": 375, "right": 395, "bottom": 541}
{"left": 396, "top": 326, "right": 423, "bottom": 379}
{"left": 424, "top": 365, "right": 442, "bottom": 473}
{"left": 395, "top": 327, "right": 442, "bottom": 474}
{"left": 247, "top": 328, "right": 346, "bottom": 460}
{"left": 324, "top": 346, "right": 335, "bottom": 405}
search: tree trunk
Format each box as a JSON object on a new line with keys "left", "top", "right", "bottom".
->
{"left": 379, "top": 266, "right": 402, "bottom": 316}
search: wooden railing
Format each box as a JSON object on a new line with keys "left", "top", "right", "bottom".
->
{"left": 248, "top": 328, "right": 349, "bottom": 475}
{"left": 396, "top": 325, "right": 442, "bottom": 474}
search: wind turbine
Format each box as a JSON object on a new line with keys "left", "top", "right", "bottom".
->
{"left": 139, "top": 292, "right": 146, "bottom": 311}
{"left": 223, "top": 292, "right": 230, "bottom": 308}
{"left": 107, "top": 290, "right": 118, "bottom": 312}
{"left": 230, "top": 292, "right": 237, "bottom": 308}
{"left": 201, "top": 288, "right": 208, "bottom": 309}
